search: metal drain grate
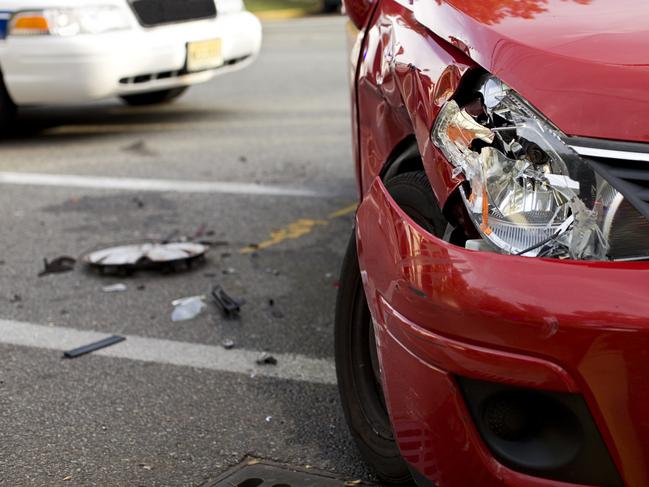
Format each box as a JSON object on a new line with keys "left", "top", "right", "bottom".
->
{"left": 211, "top": 458, "right": 364, "bottom": 487}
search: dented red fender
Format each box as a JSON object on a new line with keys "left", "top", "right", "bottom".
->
{"left": 355, "top": 0, "right": 475, "bottom": 205}
{"left": 353, "top": 0, "right": 649, "bottom": 202}
{"left": 357, "top": 178, "right": 649, "bottom": 486}
{"left": 413, "top": 0, "right": 649, "bottom": 143}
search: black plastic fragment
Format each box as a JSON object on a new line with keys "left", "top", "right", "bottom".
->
{"left": 38, "top": 256, "right": 76, "bottom": 277}
{"left": 63, "top": 335, "right": 126, "bottom": 359}
{"left": 211, "top": 285, "right": 241, "bottom": 317}
{"left": 256, "top": 352, "right": 277, "bottom": 366}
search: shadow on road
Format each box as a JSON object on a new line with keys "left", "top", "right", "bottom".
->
{"left": 4, "top": 102, "right": 238, "bottom": 143}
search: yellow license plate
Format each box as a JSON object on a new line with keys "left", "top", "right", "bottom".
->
{"left": 186, "top": 38, "right": 223, "bottom": 72}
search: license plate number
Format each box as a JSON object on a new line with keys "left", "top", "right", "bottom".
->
{"left": 186, "top": 39, "right": 223, "bottom": 72}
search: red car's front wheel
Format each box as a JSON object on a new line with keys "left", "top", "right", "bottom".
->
{"left": 335, "top": 171, "right": 447, "bottom": 486}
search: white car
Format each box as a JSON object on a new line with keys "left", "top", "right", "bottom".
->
{"left": 0, "top": 0, "right": 262, "bottom": 126}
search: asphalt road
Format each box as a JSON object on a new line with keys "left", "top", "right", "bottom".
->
{"left": 0, "top": 16, "right": 373, "bottom": 486}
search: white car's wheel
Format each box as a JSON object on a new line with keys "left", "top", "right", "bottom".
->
{"left": 120, "top": 87, "right": 188, "bottom": 106}
{"left": 0, "top": 74, "right": 17, "bottom": 132}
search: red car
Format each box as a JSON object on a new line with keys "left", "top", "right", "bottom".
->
{"left": 334, "top": 1, "right": 649, "bottom": 486}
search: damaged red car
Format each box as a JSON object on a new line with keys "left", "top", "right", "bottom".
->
{"left": 335, "top": 1, "right": 649, "bottom": 486}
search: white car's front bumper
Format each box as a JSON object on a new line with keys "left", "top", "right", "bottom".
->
{"left": 0, "top": 11, "right": 261, "bottom": 105}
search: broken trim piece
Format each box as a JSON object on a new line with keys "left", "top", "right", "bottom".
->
{"left": 63, "top": 335, "right": 126, "bottom": 359}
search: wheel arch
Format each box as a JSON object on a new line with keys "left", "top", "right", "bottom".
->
{"left": 380, "top": 135, "right": 424, "bottom": 183}
{"left": 355, "top": 0, "right": 483, "bottom": 209}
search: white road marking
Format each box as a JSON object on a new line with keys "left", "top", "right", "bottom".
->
{"left": 0, "top": 172, "right": 326, "bottom": 197}
{"left": 0, "top": 320, "right": 336, "bottom": 385}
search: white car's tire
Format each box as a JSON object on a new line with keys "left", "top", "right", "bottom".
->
{"left": 0, "top": 74, "right": 17, "bottom": 132}
{"left": 120, "top": 87, "right": 188, "bottom": 106}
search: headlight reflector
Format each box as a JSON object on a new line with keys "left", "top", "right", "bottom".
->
{"left": 433, "top": 75, "right": 625, "bottom": 260}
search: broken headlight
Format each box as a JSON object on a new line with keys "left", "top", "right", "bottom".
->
{"left": 432, "top": 75, "right": 628, "bottom": 260}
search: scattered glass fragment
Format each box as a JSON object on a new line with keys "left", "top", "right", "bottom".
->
{"left": 102, "top": 283, "right": 127, "bottom": 293}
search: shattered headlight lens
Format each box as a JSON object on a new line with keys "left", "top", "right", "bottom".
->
{"left": 432, "top": 75, "right": 620, "bottom": 260}
{"left": 10, "top": 6, "right": 131, "bottom": 36}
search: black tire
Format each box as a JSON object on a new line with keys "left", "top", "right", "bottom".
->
{"left": 120, "top": 87, "right": 188, "bottom": 106}
{"left": 382, "top": 171, "right": 447, "bottom": 236}
{"left": 321, "top": 0, "right": 341, "bottom": 13}
{"left": 0, "top": 73, "right": 17, "bottom": 133}
{"left": 335, "top": 171, "right": 446, "bottom": 486}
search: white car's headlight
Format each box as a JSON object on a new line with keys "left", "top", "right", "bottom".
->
{"left": 215, "top": 0, "right": 245, "bottom": 14}
{"left": 432, "top": 75, "right": 627, "bottom": 260}
{"left": 9, "top": 6, "right": 131, "bottom": 36}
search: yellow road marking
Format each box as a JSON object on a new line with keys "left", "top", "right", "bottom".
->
{"left": 240, "top": 218, "right": 328, "bottom": 254}
{"left": 240, "top": 202, "right": 357, "bottom": 254}
{"left": 328, "top": 203, "right": 357, "bottom": 219}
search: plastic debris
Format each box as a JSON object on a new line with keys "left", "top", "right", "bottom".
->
{"left": 171, "top": 296, "right": 206, "bottom": 322}
{"left": 82, "top": 241, "right": 207, "bottom": 275}
{"left": 38, "top": 256, "right": 76, "bottom": 277}
{"left": 222, "top": 339, "right": 235, "bottom": 350}
{"left": 265, "top": 416, "right": 272, "bottom": 422}
{"left": 211, "top": 285, "right": 242, "bottom": 318}
{"left": 63, "top": 335, "right": 126, "bottom": 359}
{"left": 256, "top": 352, "right": 277, "bottom": 366}
{"left": 102, "top": 283, "right": 127, "bottom": 293}
{"left": 222, "top": 267, "right": 236, "bottom": 275}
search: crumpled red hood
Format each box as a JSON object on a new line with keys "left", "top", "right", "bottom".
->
{"left": 413, "top": 0, "right": 649, "bottom": 143}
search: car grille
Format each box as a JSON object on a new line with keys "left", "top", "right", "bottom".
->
{"left": 569, "top": 136, "right": 649, "bottom": 260}
{"left": 129, "top": 0, "right": 216, "bottom": 27}
{"left": 570, "top": 137, "right": 649, "bottom": 221}
{"left": 606, "top": 198, "right": 649, "bottom": 260}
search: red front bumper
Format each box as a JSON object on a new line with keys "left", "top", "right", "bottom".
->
{"left": 356, "top": 178, "right": 649, "bottom": 487}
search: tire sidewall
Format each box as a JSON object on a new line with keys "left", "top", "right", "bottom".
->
{"left": 335, "top": 171, "right": 446, "bottom": 486}
{"left": 335, "top": 232, "right": 413, "bottom": 485}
